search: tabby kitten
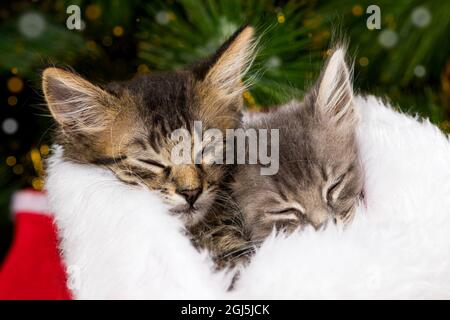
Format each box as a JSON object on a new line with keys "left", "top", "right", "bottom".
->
{"left": 231, "top": 48, "right": 364, "bottom": 246}
{"left": 42, "top": 26, "right": 256, "bottom": 228}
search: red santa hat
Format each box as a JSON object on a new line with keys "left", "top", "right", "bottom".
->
{"left": 0, "top": 189, "right": 71, "bottom": 299}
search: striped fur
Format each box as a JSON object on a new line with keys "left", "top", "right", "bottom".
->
{"left": 229, "top": 48, "right": 363, "bottom": 250}
{"left": 43, "top": 26, "right": 256, "bottom": 228}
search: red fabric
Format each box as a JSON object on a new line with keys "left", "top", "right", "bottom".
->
{"left": 0, "top": 211, "right": 71, "bottom": 300}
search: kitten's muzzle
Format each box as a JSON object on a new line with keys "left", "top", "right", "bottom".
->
{"left": 307, "top": 209, "right": 331, "bottom": 230}
{"left": 176, "top": 187, "right": 202, "bottom": 206}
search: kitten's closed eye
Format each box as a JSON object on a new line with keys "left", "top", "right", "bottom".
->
{"left": 326, "top": 174, "right": 346, "bottom": 203}
{"left": 268, "top": 207, "right": 303, "bottom": 215}
{"left": 266, "top": 204, "right": 306, "bottom": 222}
{"left": 137, "top": 158, "right": 166, "bottom": 169}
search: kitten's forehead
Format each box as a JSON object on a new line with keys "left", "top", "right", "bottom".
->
{"left": 108, "top": 71, "right": 198, "bottom": 132}
{"left": 248, "top": 103, "right": 358, "bottom": 183}
{"left": 117, "top": 71, "right": 193, "bottom": 109}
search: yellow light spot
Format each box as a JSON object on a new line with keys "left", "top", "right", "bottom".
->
{"left": 86, "top": 40, "right": 97, "bottom": 51}
{"left": 243, "top": 91, "right": 256, "bottom": 106}
{"left": 6, "top": 156, "right": 16, "bottom": 166}
{"left": 13, "top": 164, "right": 24, "bottom": 175}
{"left": 102, "top": 36, "right": 112, "bottom": 46}
{"left": 359, "top": 57, "right": 369, "bottom": 67}
{"left": 8, "top": 96, "right": 18, "bottom": 106}
{"left": 40, "top": 144, "right": 50, "bottom": 156}
{"left": 277, "top": 13, "right": 285, "bottom": 24}
{"left": 31, "top": 148, "right": 44, "bottom": 176}
{"left": 352, "top": 5, "right": 363, "bottom": 16}
{"left": 85, "top": 4, "right": 102, "bottom": 20}
{"left": 11, "top": 67, "right": 18, "bottom": 74}
{"left": 32, "top": 177, "right": 44, "bottom": 190}
{"left": 7, "top": 77, "right": 24, "bottom": 93}
{"left": 137, "top": 64, "right": 150, "bottom": 74}
{"left": 325, "top": 49, "right": 333, "bottom": 57}
{"left": 113, "top": 26, "right": 124, "bottom": 37}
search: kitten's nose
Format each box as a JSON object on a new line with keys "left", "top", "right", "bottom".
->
{"left": 177, "top": 188, "right": 202, "bottom": 206}
{"left": 309, "top": 210, "right": 330, "bottom": 230}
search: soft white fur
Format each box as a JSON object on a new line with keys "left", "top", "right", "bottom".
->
{"left": 232, "top": 96, "right": 450, "bottom": 299}
{"left": 46, "top": 95, "right": 450, "bottom": 299}
{"left": 46, "top": 150, "right": 229, "bottom": 299}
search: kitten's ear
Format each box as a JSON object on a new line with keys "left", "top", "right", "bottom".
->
{"left": 42, "top": 68, "right": 118, "bottom": 133}
{"left": 315, "top": 48, "right": 355, "bottom": 124}
{"left": 195, "top": 25, "right": 256, "bottom": 97}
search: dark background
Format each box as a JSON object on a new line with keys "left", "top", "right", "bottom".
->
{"left": 1, "top": 0, "right": 449, "bottom": 263}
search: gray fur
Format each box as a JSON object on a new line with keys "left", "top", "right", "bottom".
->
{"left": 231, "top": 49, "right": 364, "bottom": 244}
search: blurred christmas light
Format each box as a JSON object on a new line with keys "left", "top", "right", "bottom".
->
{"left": 6, "top": 156, "right": 16, "bottom": 167}
{"left": 32, "top": 177, "right": 44, "bottom": 190}
{"left": 414, "top": 65, "right": 426, "bottom": 78}
{"left": 12, "top": 164, "right": 24, "bottom": 175}
{"left": 277, "top": 13, "right": 286, "bottom": 24}
{"left": 30, "top": 148, "right": 44, "bottom": 176}
{"left": 7, "top": 77, "right": 24, "bottom": 93}
{"left": 85, "top": 4, "right": 102, "bottom": 21}
{"left": 40, "top": 144, "right": 50, "bottom": 156}
{"left": 266, "top": 56, "right": 282, "bottom": 69}
{"left": 86, "top": 40, "right": 98, "bottom": 51}
{"left": 352, "top": 5, "right": 363, "bottom": 16}
{"left": 411, "top": 7, "right": 431, "bottom": 28}
{"left": 113, "top": 26, "right": 124, "bottom": 37}
{"left": 359, "top": 57, "right": 369, "bottom": 67}
{"left": 378, "top": 29, "right": 398, "bottom": 48}
{"left": 18, "top": 12, "right": 46, "bottom": 39}
{"left": 2, "top": 118, "right": 18, "bottom": 135}
{"left": 11, "top": 67, "right": 18, "bottom": 74}
{"left": 155, "top": 11, "right": 171, "bottom": 25}
{"left": 243, "top": 91, "right": 256, "bottom": 106}
{"left": 8, "top": 96, "right": 18, "bottom": 106}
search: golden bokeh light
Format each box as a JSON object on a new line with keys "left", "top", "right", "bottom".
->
{"left": 113, "top": 26, "right": 124, "bottom": 37}
{"left": 32, "top": 177, "right": 45, "bottom": 190}
{"left": 40, "top": 144, "right": 50, "bottom": 156}
{"left": 7, "top": 77, "right": 24, "bottom": 93}
{"left": 359, "top": 57, "right": 369, "bottom": 67}
{"left": 6, "top": 156, "right": 16, "bottom": 167}
{"left": 30, "top": 148, "right": 44, "bottom": 176}
{"left": 13, "top": 164, "right": 24, "bottom": 175}
{"left": 352, "top": 5, "right": 364, "bottom": 16}
{"left": 85, "top": 4, "right": 102, "bottom": 20}
{"left": 8, "top": 96, "right": 18, "bottom": 106}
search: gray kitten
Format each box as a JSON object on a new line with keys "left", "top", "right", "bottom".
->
{"left": 231, "top": 48, "right": 364, "bottom": 245}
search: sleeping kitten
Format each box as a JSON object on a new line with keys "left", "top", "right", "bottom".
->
{"left": 193, "top": 48, "right": 364, "bottom": 269}
{"left": 42, "top": 26, "right": 256, "bottom": 228}
{"left": 231, "top": 48, "right": 364, "bottom": 248}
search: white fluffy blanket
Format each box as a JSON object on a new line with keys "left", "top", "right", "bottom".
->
{"left": 46, "top": 96, "right": 450, "bottom": 299}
